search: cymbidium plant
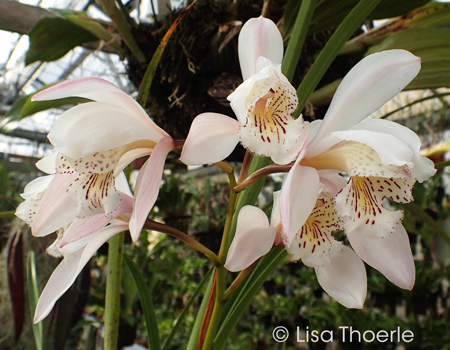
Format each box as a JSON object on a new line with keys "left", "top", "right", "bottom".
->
{"left": 15, "top": 3, "right": 441, "bottom": 349}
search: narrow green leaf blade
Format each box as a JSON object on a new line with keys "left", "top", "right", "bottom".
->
{"left": 123, "top": 254, "right": 161, "bottom": 350}
{"left": 27, "top": 252, "right": 43, "bottom": 350}
{"left": 214, "top": 248, "right": 289, "bottom": 349}
{"left": 163, "top": 268, "right": 213, "bottom": 350}
{"left": 2, "top": 94, "right": 89, "bottom": 130}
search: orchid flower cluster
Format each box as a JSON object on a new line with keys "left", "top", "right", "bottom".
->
{"left": 16, "top": 16, "right": 435, "bottom": 329}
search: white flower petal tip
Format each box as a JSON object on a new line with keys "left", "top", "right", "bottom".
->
{"left": 180, "top": 113, "right": 240, "bottom": 166}
{"left": 347, "top": 224, "right": 415, "bottom": 290}
{"left": 238, "top": 17, "right": 283, "bottom": 80}
{"left": 311, "top": 50, "right": 421, "bottom": 146}
{"left": 314, "top": 246, "right": 367, "bottom": 309}
{"left": 31, "top": 77, "right": 121, "bottom": 101}
{"left": 225, "top": 206, "right": 278, "bottom": 271}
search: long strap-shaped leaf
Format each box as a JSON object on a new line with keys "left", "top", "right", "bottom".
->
{"left": 163, "top": 268, "right": 213, "bottom": 350}
{"left": 123, "top": 253, "right": 161, "bottom": 350}
{"left": 27, "top": 252, "right": 43, "bottom": 350}
{"left": 214, "top": 248, "right": 289, "bottom": 350}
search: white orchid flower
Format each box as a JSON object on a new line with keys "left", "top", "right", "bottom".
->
{"left": 180, "top": 16, "right": 306, "bottom": 166}
{"left": 280, "top": 49, "right": 436, "bottom": 290}
{"left": 17, "top": 172, "right": 134, "bottom": 323}
{"left": 28, "top": 77, "right": 175, "bottom": 240}
{"left": 225, "top": 191, "right": 367, "bottom": 308}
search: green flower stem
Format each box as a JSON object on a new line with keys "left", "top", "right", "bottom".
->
{"left": 202, "top": 171, "right": 239, "bottom": 350}
{"left": 436, "top": 160, "right": 450, "bottom": 170}
{"left": 282, "top": 0, "right": 317, "bottom": 81}
{"left": 104, "top": 232, "right": 125, "bottom": 350}
{"left": 295, "top": 0, "right": 384, "bottom": 114}
{"left": 222, "top": 263, "right": 255, "bottom": 302}
{"left": 97, "top": 0, "right": 147, "bottom": 65}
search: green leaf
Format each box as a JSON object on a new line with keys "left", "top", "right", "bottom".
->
{"left": 214, "top": 248, "right": 289, "bottom": 349}
{"left": 123, "top": 254, "right": 161, "bottom": 350}
{"left": 27, "top": 252, "right": 43, "bottom": 350}
{"left": 26, "top": 17, "right": 99, "bottom": 65}
{"left": 367, "top": 28, "right": 450, "bottom": 89}
{"left": 163, "top": 268, "right": 213, "bottom": 350}
{"left": 309, "top": 0, "right": 431, "bottom": 34}
{"left": 48, "top": 8, "right": 117, "bottom": 44}
{"left": 1, "top": 93, "right": 89, "bottom": 130}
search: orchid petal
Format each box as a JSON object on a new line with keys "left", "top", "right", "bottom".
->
{"left": 32, "top": 77, "right": 167, "bottom": 139}
{"left": 309, "top": 130, "right": 414, "bottom": 167}
{"left": 314, "top": 246, "right": 367, "bottom": 308}
{"left": 180, "top": 113, "right": 240, "bottom": 166}
{"left": 310, "top": 50, "right": 421, "bottom": 147}
{"left": 238, "top": 16, "right": 283, "bottom": 80}
{"left": 281, "top": 159, "right": 320, "bottom": 244}
{"left": 48, "top": 102, "right": 160, "bottom": 159}
{"left": 225, "top": 206, "right": 278, "bottom": 271}
{"left": 32, "top": 173, "right": 79, "bottom": 237}
{"left": 335, "top": 176, "right": 412, "bottom": 238}
{"left": 347, "top": 224, "right": 415, "bottom": 289}
{"left": 287, "top": 199, "right": 342, "bottom": 262}
{"left": 19, "top": 175, "right": 53, "bottom": 200}
{"left": 59, "top": 193, "right": 134, "bottom": 248}
{"left": 130, "top": 136, "right": 174, "bottom": 240}
{"left": 350, "top": 119, "right": 436, "bottom": 182}
{"left": 36, "top": 152, "right": 57, "bottom": 174}
{"left": 34, "top": 221, "right": 128, "bottom": 323}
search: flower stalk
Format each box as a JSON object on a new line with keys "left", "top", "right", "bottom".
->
{"left": 104, "top": 232, "right": 125, "bottom": 350}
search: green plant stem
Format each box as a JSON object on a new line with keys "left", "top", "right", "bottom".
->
{"left": 97, "top": 0, "right": 147, "bottom": 65}
{"left": 295, "top": 0, "right": 384, "bottom": 115}
{"left": 104, "top": 232, "right": 125, "bottom": 350}
{"left": 403, "top": 202, "right": 450, "bottom": 247}
{"left": 223, "top": 263, "right": 255, "bottom": 301}
{"left": 282, "top": 0, "right": 317, "bottom": 81}
{"left": 436, "top": 160, "right": 450, "bottom": 169}
{"left": 202, "top": 172, "right": 238, "bottom": 350}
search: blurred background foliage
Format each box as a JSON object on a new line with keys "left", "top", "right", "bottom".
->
{"left": 1, "top": 0, "right": 450, "bottom": 349}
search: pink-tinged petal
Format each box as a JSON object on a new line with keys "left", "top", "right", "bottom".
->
{"left": 270, "top": 190, "right": 281, "bottom": 228}
{"left": 280, "top": 159, "right": 320, "bottom": 244}
{"left": 180, "top": 113, "right": 239, "bottom": 166}
{"left": 225, "top": 206, "right": 278, "bottom": 271}
{"left": 116, "top": 148, "right": 152, "bottom": 174}
{"left": 34, "top": 221, "right": 128, "bottom": 323}
{"left": 130, "top": 136, "right": 174, "bottom": 240}
{"left": 314, "top": 246, "right": 367, "bottom": 308}
{"left": 32, "top": 173, "right": 79, "bottom": 237}
{"left": 318, "top": 170, "right": 347, "bottom": 198}
{"left": 350, "top": 119, "right": 436, "bottom": 182}
{"left": 347, "top": 224, "right": 415, "bottom": 289}
{"left": 310, "top": 50, "right": 421, "bottom": 148}
{"left": 48, "top": 102, "right": 161, "bottom": 159}
{"left": 59, "top": 193, "right": 134, "bottom": 248}
{"left": 32, "top": 77, "right": 167, "bottom": 139}
{"left": 238, "top": 17, "right": 283, "bottom": 80}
